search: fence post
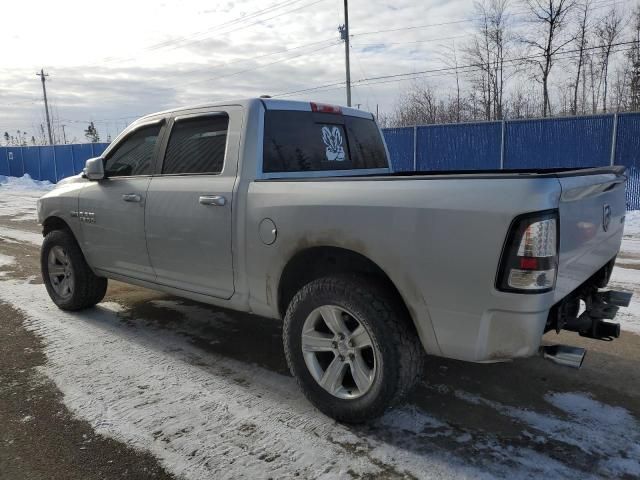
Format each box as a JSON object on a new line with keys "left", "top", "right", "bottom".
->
{"left": 70, "top": 145, "right": 76, "bottom": 174}
{"left": 52, "top": 146, "right": 58, "bottom": 183}
{"left": 610, "top": 113, "right": 618, "bottom": 166}
{"left": 19, "top": 147, "right": 25, "bottom": 177}
{"left": 413, "top": 126, "right": 417, "bottom": 171}
{"left": 500, "top": 119, "right": 506, "bottom": 169}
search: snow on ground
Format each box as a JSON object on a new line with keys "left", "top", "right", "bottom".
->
{"left": 2, "top": 278, "right": 639, "bottom": 479}
{"left": 0, "top": 225, "right": 42, "bottom": 245}
{"left": 1, "top": 181, "right": 640, "bottom": 478}
{"left": 0, "top": 253, "right": 15, "bottom": 267}
{"left": 455, "top": 390, "right": 640, "bottom": 478}
{"left": 0, "top": 279, "right": 482, "bottom": 480}
{"left": 0, "top": 174, "right": 52, "bottom": 221}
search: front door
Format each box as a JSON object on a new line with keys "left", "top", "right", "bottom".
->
{"left": 145, "top": 111, "right": 237, "bottom": 298}
{"left": 79, "top": 122, "right": 163, "bottom": 281}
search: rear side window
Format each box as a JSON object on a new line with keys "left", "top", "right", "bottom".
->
{"left": 104, "top": 124, "right": 161, "bottom": 177}
{"left": 163, "top": 115, "right": 228, "bottom": 175}
{"left": 263, "top": 111, "right": 388, "bottom": 173}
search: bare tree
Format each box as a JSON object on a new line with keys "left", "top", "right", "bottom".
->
{"left": 629, "top": 4, "right": 640, "bottom": 111}
{"left": 524, "top": 0, "right": 576, "bottom": 117}
{"left": 465, "top": 0, "right": 513, "bottom": 120}
{"left": 571, "top": 0, "right": 592, "bottom": 114}
{"left": 595, "top": 6, "right": 625, "bottom": 112}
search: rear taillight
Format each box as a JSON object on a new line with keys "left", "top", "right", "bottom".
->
{"left": 310, "top": 102, "right": 342, "bottom": 114}
{"left": 496, "top": 210, "right": 559, "bottom": 293}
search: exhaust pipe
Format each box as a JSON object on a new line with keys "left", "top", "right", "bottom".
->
{"left": 540, "top": 345, "right": 586, "bottom": 369}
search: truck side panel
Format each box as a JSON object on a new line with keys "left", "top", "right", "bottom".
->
{"left": 245, "top": 177, "right": 562, "bottom": 361}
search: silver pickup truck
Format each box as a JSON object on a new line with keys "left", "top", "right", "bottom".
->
{"left": 37, "top": 98, "right": 631, "bottom": 423}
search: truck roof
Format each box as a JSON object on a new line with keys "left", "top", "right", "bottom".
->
{"left": 135, "top": 98, "right": 374, "bottom": 124}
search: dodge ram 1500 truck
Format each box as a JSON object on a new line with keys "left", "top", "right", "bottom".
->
{"left": 37, "top": 98, "right": 632, "bottom": 423}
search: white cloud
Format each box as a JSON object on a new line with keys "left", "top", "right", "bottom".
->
{"left": 0, "top": 0, "right": 634, "bottom": 142}
{"left": 0, "top": 0, "right": 478, "bottom": 140}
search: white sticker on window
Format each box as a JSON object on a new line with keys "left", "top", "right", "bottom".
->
{"left": 321, "top": 126, "right": 345, "bottom": 161}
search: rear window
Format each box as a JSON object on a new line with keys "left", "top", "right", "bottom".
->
{"left": 263, "top": 110, "right": 388, "bottom": 173}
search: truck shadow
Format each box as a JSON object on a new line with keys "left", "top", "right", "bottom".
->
{"left": 102, "top": 288, "right": 640, "bottom": 478}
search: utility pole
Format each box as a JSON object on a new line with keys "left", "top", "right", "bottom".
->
{"left": 36, "top": 69, "right": 54, "bottom": 145}
{"left": 338, "top": 0, "right": 352, "bottom": 107}
{"left": 61, "top": 125, "right": 67, "bottom": 144}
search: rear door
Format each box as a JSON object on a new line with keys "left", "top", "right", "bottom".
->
{"left": 79, "top": 121, "right": 164, "bottom": 281}
{"left": 555, "top": 168, "right": 627, "bottom": 300}
{"left": 144, "top": 108, "right": 241, "bottom": 298}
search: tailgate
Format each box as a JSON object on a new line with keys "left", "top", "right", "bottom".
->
{"left": 554, "top": 168, "right": 626, "bottom": 300}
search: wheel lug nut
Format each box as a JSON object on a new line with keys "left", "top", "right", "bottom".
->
{"left": 338, "top": 333, "right": 345, "bottom": 340}
{"left": 338, "top": 355, "right": 345, "bottom": 362}
{"left": 347, "top": 340, "right": 353, "bottom": 347}
{"left": 332, "top": 341, "right": 338, "bottom": 348}
{"left": 349, "top": 353, "right": 355, "bottom": 360}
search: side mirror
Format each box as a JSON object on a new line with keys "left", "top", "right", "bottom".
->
{"left": 83, "top": 157, "right": 105, "bottom": 181}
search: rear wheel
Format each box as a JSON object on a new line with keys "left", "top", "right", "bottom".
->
{"left": 41, "top": 229, "right": 108, "bottom": 311}
{"left": 283, "top": 274, "right": 424, "bottom": 423}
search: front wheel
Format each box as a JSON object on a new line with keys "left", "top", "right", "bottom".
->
{"left": 41, "top": 229, "right": 108, "bottom": 311}
{"left": 283, "top": 274, "right": 424, "bottom": 423}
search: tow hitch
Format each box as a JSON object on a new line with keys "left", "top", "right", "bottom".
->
{"left": 549, "top": 288, "right": 633, "bottom": 341}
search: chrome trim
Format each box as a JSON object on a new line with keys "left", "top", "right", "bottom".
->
{"left": 174, "top": 112, "right": 228, "bottom": 122}
{"left": 199, "top": 195, "right": 226, "bottom": 206}
{"left": 260, "top": 168, "right": 391, "bottom": 180}
{"left": 122, "top": 193, "right": 142, "bottom": 202}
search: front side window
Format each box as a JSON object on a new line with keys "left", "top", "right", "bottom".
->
{"left": 104, "top": 124, "right": 161, "bottom": 177}
{"left": 162, "top": 115, "right": 229, "bottom": 175}
{"left": 263, "top": 111, "right": 388, "bottom": 173}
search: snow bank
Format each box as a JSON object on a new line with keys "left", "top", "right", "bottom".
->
{"left": 0, "top": 175, "right": 52, "bottom": 221}
{"left": 0, "top": 174, "right": 53, "bottom": 191}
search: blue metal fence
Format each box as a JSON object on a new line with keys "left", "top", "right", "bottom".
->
{"left": 0, "top": 143, "right": 109, "bottom": 183}
{"left": 1, "top": 113, "right": 639, "bottom": 208}
{"left": 382, "top": 112, "right": 640, "bottom": 210}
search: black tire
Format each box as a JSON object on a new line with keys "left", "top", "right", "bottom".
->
{"left": 41, "top": 229, "right": 108, "bottom": 311}
{"left": 283, "top": 274, "right": 424, "bottom": 423}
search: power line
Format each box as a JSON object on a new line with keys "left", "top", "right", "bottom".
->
{"left": 157, "top": 37, "right": 339, "bottom": 83}
{"left": 352, "top": 34, "right": 469, "bottom": 48}
{"left": 274, "top": 40, "right": 640, "bottom": 97}
{"left": 349, "top": 0, "right": 629, "bottom": 38}
{"left": 86, "top": 0, "right": 329, "bottom": 70}
{"left": 177, "top": 41, "right": 341, "bottom": 88}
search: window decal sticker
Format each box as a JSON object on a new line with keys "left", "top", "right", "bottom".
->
{"left": 321, "top": 126, "right": 345, "bottom": 161}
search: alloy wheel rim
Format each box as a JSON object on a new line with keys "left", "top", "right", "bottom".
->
{"left": 48, "top": 246, "right": 74, "bottom": 299}
{"left": 301, "top": 305, "right": 377, "bottom": 399}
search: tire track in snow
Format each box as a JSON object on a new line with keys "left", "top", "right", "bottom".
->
{"left": 0, "top": 280, "right": 479, "bottom": 480}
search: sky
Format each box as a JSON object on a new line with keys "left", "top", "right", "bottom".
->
{"left": 0, "top": 0, "right": 485, "bottom": 142}
{"left": 0, "top": 0, "right": 634, "bottom": 143}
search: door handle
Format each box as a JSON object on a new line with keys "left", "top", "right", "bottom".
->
{"left": 199, "top": 195, "right": 226, "bottom": 206}
{"left": 122, "top": 193, "right": 142, "bottom": 203}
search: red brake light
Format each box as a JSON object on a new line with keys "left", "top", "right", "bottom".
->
{"left": 310, "top": 102, "right": 342, "bottom": 114}
{"left": 519, "top": 257, "right": 539, "bottom": 270}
